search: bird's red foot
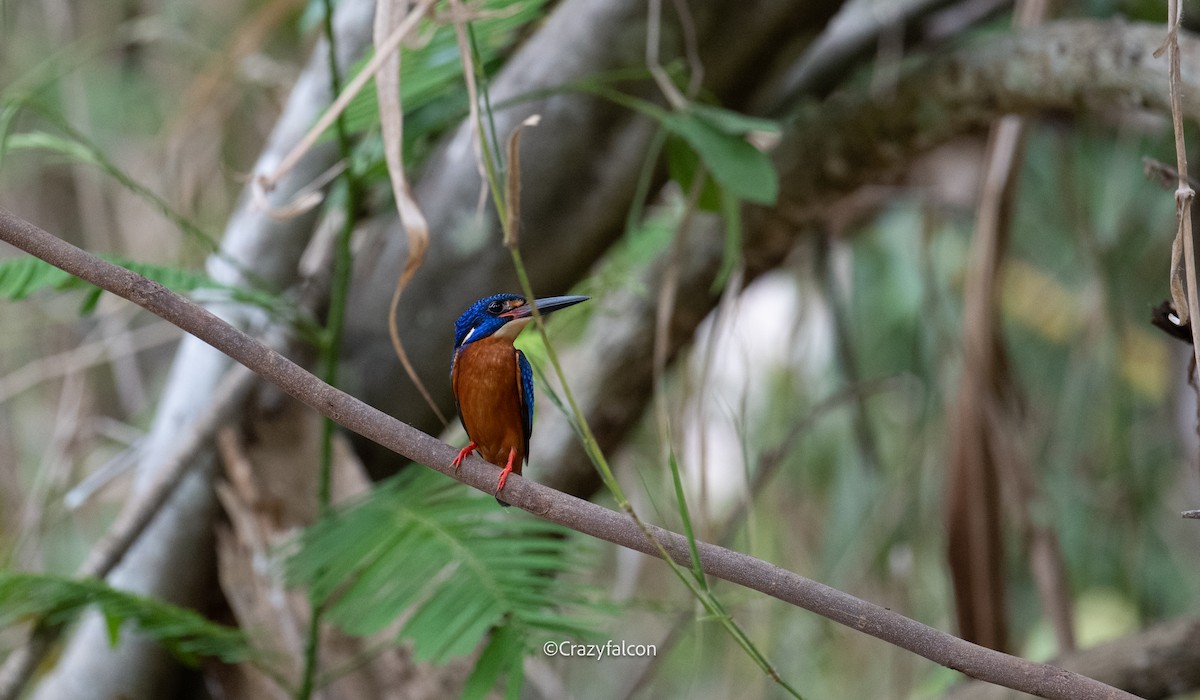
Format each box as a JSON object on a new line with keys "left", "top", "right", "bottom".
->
{"left": 452, "top": 442, "right": 477, "bottom": 470}
{"left": 496, "top": 448, "right": 518, "bottom": 493}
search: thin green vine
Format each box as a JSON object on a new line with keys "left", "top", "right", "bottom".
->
{"left": 463, "top": 21, "right": 804, "bottom": 700}
{"left": 298, "top": 1, "right": 361, "bottom": 697}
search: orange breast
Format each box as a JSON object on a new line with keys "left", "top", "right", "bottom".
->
{"left": 452, "top": 337, "right": 526, "bottom": 472}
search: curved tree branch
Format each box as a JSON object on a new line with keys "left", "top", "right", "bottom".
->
{"left": 947, "top": 616, "right": 1200, "bottom": 700}
{"left": 0, "top": 208, "right": 1139, "bottom": 700}
{"left": 770, "top": 20, "right": 1190, "bottom": 219}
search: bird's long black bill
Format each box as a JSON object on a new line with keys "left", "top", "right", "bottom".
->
{"left": 506, "top": 294, "right": 589, "bottom": 319}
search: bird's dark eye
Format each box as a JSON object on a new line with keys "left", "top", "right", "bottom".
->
{"left": 487, "top": 300, "right": 505, "bottom": 314}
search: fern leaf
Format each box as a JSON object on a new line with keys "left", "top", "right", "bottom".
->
{"left": 0, "top": 256, "right": 78, "bottom": 300}
{"left": 461, "top": 624, "right": 525, "bottom": 700}
{"left": 0, "top": 253, "right": 284, "bottom": 316}
{"left": 0, "top": 572, "right": 251, "bottom": 665}
{"left": 285, "top": 470, "right": 608, "bottom": 694}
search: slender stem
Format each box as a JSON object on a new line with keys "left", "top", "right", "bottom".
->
{"left": 486, "top": 67, "right": 804, "bottom": 700}
{"left": 298, "top": 2, "right": 359, "bottom": 698}
{"left": 316, "top": 0, "right": 358, "bottom": 519}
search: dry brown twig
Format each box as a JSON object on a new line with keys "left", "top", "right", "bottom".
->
{"left": 646, "top": 0, "right": 689, "bottom": 110}
{"left": 446, "top": 0, "right": 490, "bottom": 217}
{"left": 1159, "top": 1, "right": 1200, "bottom": 390}
{"left": 947, "top": 0, "right": 1077, "bottom": 656}
{"left": 1157, "top": 0, "right": 1200, "bottom": 501}
{"left": 503, "top": 115, "right": 540, "bottom": 247}
{"left": 376, "top": 0, "right": 447, "bottom": 425}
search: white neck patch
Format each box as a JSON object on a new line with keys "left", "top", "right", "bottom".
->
{"left": 492, "top": 317, "right": 531, "bottom": 340}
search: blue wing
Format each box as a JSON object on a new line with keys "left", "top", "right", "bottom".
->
{"left": 516, "top": 349, "right": 533, "bottom": 461}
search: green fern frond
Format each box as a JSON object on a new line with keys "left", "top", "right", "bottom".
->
{"left": 0, "top": 572, "right": 251, "bottom": 666}
{"left": 285, "top": 470, "right": 608, "bottom": 695}
{"left": 463, "top": 624, "right": 525, "bottom": 700}
{"left": 0, "top": 255, "right": 78, "bottom": 300}
{"left": 0, "top": 253, "right": 287, "bottom": 317}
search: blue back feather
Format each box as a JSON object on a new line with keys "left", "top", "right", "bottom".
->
{"left": 516, "top": 350, "right": 534, "bottom": 457}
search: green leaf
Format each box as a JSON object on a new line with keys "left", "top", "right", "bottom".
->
{"left": 714, "top": 185, "right": 744, "bottom": 291}
{"left": 286, "top": 470, "right": 608, "bottom": 696}
{"left": 687, "top": 103, "right": 780, "bottom": 138}
{"left": 0, "top": 255, "right": 75, "bottom": 300}
{"left": 462, "top": 625, "right": 524, "bottom": 700}
{"left": 0, "top": 572, "right": 252, "bottom": 665}
{"left": 101, "top": 609, "right": 122, "bottom": 647}
{"left": 665, "top": 135, "right": 723, "bottom": 212}
{"left": 3, "top": 131, "right": 101, "bottom": 166}
{"left": 667, "top": 448, "right": 706, "bottom": 587}
{"left": 564, "top": 88, "right": 779, "bottom": 204}
{"left": 0, "top": 253, "right": 284, "bottom": 316}
{"left": 79, "top": 286, "right": 103, "bottom": 314}
{"left": 660, "top": 109, "right": 778, "bottom": 205}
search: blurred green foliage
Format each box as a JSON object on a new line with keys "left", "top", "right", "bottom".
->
{"left": 578, "top": 119, "right": 1188, "bottom": 698}
{"left": 0, "top": 572, "right": 251, "bottom": 665}
{"left": 285, "top": 469, "right": 608, "bottom": 699}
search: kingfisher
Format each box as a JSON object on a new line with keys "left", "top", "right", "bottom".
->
{"left": 451, "top": 293, "right": 588, "bottom": 504}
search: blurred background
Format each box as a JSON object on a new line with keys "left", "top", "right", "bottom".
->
{"left": 2, "top": 0, "right": 1200, "bottom": 698}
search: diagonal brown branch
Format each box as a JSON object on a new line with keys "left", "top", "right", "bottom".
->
{"left": 0, "top": 208, "right": 1142, "bottom": 700}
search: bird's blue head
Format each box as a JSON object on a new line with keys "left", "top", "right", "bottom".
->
{"left": 453, "top": 293, "right": 588, "bottom": 350}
